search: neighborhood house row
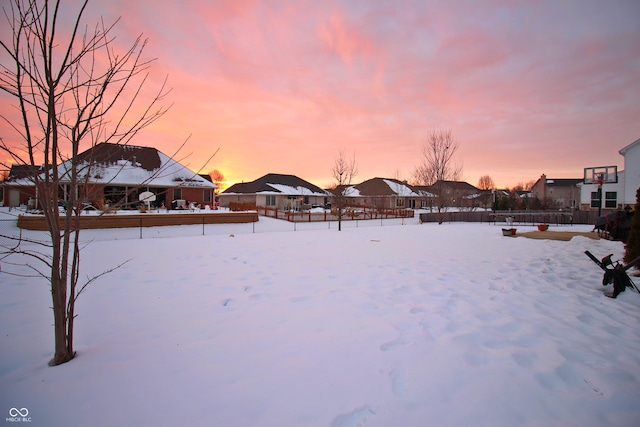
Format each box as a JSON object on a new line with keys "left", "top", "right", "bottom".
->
{"left": 2, "top": 139, "right": 638, "bottom": 212}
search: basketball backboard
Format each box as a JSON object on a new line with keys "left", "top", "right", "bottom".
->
{"left": 583, "top": 166, "right": 618, "bottom": 185}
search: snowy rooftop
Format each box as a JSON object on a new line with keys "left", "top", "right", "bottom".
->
{"left": 383, "top": 179, "right": 420, "bottom": 197}
{"left": 257, "top": 183, "right": 327, "bottom": 196}
{"left": 6, "top": 143, "right": 215, "bottom": 189}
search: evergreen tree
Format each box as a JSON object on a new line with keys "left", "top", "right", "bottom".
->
{"left": 624, "top": 187, "right": 640, "bottom": 267}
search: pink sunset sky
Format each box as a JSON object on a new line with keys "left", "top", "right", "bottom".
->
{"left": 1, "top": 0, "right": 639, "bottom": 189}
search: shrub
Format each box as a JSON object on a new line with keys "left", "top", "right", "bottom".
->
{"left": 624, "top": 187, "right": 640, "bottom": 268}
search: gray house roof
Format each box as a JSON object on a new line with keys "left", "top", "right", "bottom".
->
{"left": 223, "top": 173, "right": 328, "bottom": 196}
{"left": 347, "top": 177, "right": 420, "bottom": 197}
{"left": 543, "top": 178, "right": 583, "bottom": 187}
{"left": 413, "top": 180, "right": 478, "bottom": 197}
{"left": 619, "top": 137, "right": 640, "bottom": 155}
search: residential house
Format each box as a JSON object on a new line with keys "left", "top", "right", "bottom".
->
{"left": 220, "top": 173, "right": 329, "bottom": 210}
{"left": 579, "top": 170, "right": 624, "bottom": 211}
{"left": 531, "top": 174, "right": 582, "bottom": 209}
{"left": 620, "top": 138, "right": 640, "bottom": 205}
{"left": 414, "top": 180, "right": 481, "bottom": 209}
{"left": 338, "top": 177, "right": 421, "bottom": 209}
{"left": 2, "top": 165, "right": 43, "bottom": 206}
{"left": 2, "top": 143, "right": 216, "bottom": 209}
{"left": 579, "top": 138, "right": 638, "bottom": 210}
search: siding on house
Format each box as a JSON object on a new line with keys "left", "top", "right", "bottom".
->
{"left": 414, "top": 180, "right": 482, "bottom": 209}
{"left": 619, "top": 139, "right": 640, "bottom": 206}
{"left": 531, "top": 174, "right": 582, "bottom": 209}
{"left": 578, "top": 138, "right": 637, "bottom": 211}
{"left": 336, "top": 178, "right": 421, "bottom": 209}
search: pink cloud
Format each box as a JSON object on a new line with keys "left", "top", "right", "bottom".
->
{"left": 316, "top": 11, "right": 377, "bottom": 66}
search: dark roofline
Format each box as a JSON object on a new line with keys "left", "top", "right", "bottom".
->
{"left": 77, "top": 142, "right": 161, "bottom": 171}
{"left": 223, "top": 173, "right": 326, "bottom": 195}
{"left": 544, "top": 178, "right": 583, "bottom": 186}
{"left": 353, "top": 177, "right": 415, "bottom": 196}
{"left": 429, "top": 180, "right": 480, "bottom": 192}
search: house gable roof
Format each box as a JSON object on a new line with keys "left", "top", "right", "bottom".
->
{"left": 9, "top": 164, "right": 42, "bottom": 180}
{"left": 223, "top": 173, "right": 327, "bottom": 196}
{"left": 72, "top": 143, "right": 215, "bottom": 188}
{"left": 619, "top": 138, "right": 640, "bottom": 155}
{"left": 351, "top": 177, "right": 419, "bottom": 197}
{"left": 412, "top": 186, "right": 436, "bottom": 197}
{"left": 77, "top": 143, "right": 161, "bottom": 171}
{"left": 438, "top": 180, "right": 479, "bottom": 192}
{"left": 8, "top": 143, "right": 215, "bottom": 189}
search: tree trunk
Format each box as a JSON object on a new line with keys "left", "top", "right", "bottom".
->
{"left": 49, "top": 264, "right": 74, "bottom": 366}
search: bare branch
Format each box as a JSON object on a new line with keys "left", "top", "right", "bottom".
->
{"left": 331, "top": 148, "right": 358, "bottom": 231}
{"left": 413, "top": 129, "right": 463, "bottom": 221}
{"left": 0, "top": 0, "right": 176, "bottom": 366}
{"left": 73, "top": 257, "right": 131, "bottom": 303}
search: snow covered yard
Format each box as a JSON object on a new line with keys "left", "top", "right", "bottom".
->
{"left": 1, "top": 217, "right": 639, "bottom": 426}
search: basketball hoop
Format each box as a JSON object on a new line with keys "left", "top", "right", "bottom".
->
{"left": 584, "top": 166, "right": 617, "bottom": 217}
{"left": 592, "top": 173, "right": 606, "bottom": 188}
{"left": 584, "top": 166, "right": 617, "bottom": 187}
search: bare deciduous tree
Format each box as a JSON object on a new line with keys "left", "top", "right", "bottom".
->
{"left": 0, "top": 0, "right": 170, "bottom": 366}
{"left": 413, "top": 129, "right": 462, "bottom": 223}
{"left": 331, "top": 148, "right": 358, "bottom": 231}
{"left": 477, "top": 175, "right": 495, "bottom": 191}
{"left": 475, "top": 175, "right": 495, "bottom": 210}
{"left": 210, "top": 169, "right": 225, "bottom": 194}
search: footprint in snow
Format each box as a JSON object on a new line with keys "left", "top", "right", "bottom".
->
{"left": 389, "top": 368, "right": 407, "bottom": 397}
{"left": 330, "top": 405, "right": 375, "bottom": 427}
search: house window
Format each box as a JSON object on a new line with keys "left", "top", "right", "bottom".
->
{"left": 204, "top": 189, "right": 211, "bottom": 203}
{"left": 104, "top": 186, "right": 127, "bottom": 204}
{"left": 266, "top": 195, "right": 276, "bottom": 206}
{"left": 590, "top": 192, "right": 600, "bottom": 208}
{"left": 605, "top": 191, "right": 617, "bottom": 209}
{"left": 396, "top": 199, "right": 405, "bottom": 208}
{"left": 173, "top": 188, "right": 182, "bottom": 200}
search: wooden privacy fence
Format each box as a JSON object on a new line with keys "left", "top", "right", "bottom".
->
{"left": 258, "top": 206, "right": 415, "bottom": 222}
{"left": 17, "top": 211, "right": 258, "bottom": 231}
{"left": 229, "top": 201, "right": 257, "bottom": 211}
{"left": 419, "top": 210, "right": 610, "bottom": 225}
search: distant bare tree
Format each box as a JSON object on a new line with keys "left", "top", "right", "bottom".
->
{"left": 391, "top": 168, "right": 403, "bottom": 182}
{"left": 210, "top": 169, "right": 225, "bottom": 194}
{"left": 413, "top": 129, "right": 462, "bottom": 223}
{"left": 0, "top": 0, "right": 170, "bottom": 366}
{"left": 331, "top": 148, "right": 358, "bottom": 231}
{"left": 512, "top": 180, "right": 535, "bottom": 192}
{"left": 477, "top": 175, "right": 495, "bottom": 209}
{"left": 477, "top": 175, "right": 495, "bottom": 191}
